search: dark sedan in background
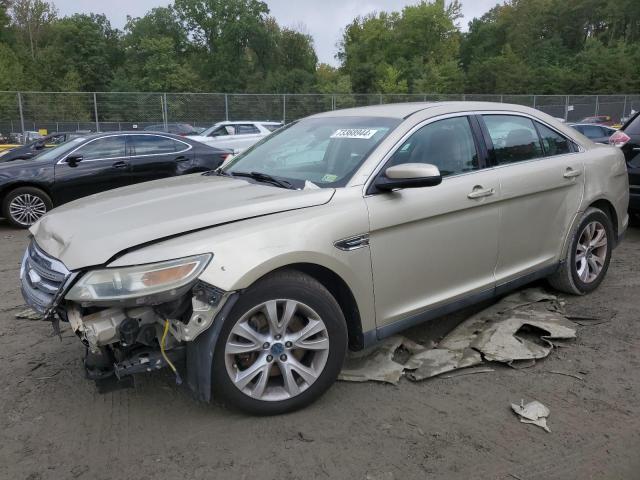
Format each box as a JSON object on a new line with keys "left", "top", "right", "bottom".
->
{"left": 1, "top": 132, "right": 85, "bottom": 162}
{"left": 0, "top": 132, "right": 231, "bottom": 227}
{"left": 569, "top": 123, "right": 617, "bottom": 144}
{"left": 609, "top": 112, "right": 640, "bottom": 212}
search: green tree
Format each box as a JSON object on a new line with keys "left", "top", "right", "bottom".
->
{"left": 174, "top": 0, "right": 270, "bottom": 91}
{"left": 0, "top": 41, "right": 24, "bottom": 89}
{"left": 37, "top": 13, "right": 121, "bottom": 91}
{"left": 10, "top": 0, "right": 56, "bottom": 59}
{"left": 338, "top": 1, "right": 462, "bottom": 93}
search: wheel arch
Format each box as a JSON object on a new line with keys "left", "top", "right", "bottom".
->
{"left": 0, "top": 181, "right": 53, "bottom": 205}
{"left": 560, "top": 197, "right": 620, "bottom": 261}
{"left": 248, "top": 262, "right": 366, "bottom": 351}
{"left": 588, "top": 198, "right": 618, "bottom": 239}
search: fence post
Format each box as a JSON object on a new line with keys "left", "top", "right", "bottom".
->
{"left": 533, "top": 95, "right": 537, "bottom": 109}
{"left": 622, "top": 95, "right": 627, "bottom": 118}
{"left": 379, "top": 94, "right": 383, "bottom": 105}
{"left": 93, "top": 92, "right": 100, "bottom": 132}
{"left": 17, "top": 92, "right": 25, "bottom": 137}
{"left": 163, "top": 93, "right": 169, "bottom": 130}
{"left": 332, "top": 94, "right": 336, "bottom": 110}
{"left": 564, "top": 95, "right": 570, "bottom": 122}
{"left": 283, "top": 94, "right": 286, "bottom": 123}
{"left": 160, "top": 95, "right": 165, "bottom": 128}
{"left": 595, "top": 95, "right": 599, "bottom": 116}
{"left": 224, "top": 93, "right": 229, "bottom": 121}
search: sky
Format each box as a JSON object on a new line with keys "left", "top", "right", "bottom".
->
{"left": 52, "top": 0, "right": 499, "bottom": 66}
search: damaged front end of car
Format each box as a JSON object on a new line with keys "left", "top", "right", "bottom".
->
{"left": 20, "top": 239, "right": 234, "bottom": 399}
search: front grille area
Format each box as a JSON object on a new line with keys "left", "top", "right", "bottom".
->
{"left": 20, "top": 240, "right": 70, "bottom": 314}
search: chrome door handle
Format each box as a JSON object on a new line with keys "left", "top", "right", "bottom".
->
{"left": 467, "top": 186, "right": 495, "bottom": 199}
{"left": 563, "top": 168, "right": 582, "bottom": 178}
{"left": 112, "top": 161, "right": 128, "bottom": 169}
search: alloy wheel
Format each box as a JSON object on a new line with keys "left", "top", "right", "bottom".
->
{"left": 575, "top": 220, "right": 608, "bottom": 283}
{"left": 224, "top": 299, "right": 330, "bottom": 402}
{"left": 9, "top": 193, "right": 47, "bottom": 226}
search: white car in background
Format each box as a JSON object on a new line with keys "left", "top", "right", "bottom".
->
{"left": 188, "top": 121, "right": 283, "bottom": 154}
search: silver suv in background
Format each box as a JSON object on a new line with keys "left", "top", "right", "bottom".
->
{"left": 20, "top": 102, "right": 628, "bottom": 415}
{"left": 188, "top": 121, "right": 282, "bottom": 154}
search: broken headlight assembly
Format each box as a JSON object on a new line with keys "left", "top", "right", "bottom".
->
{"left": 65, "top": 254, "right": 213, "bottom": 306}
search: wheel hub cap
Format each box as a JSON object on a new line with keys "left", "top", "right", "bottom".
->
{"left": 224, "top": 299, "right": 330, "bottom": 402}
{"left": 270, "top": 342, "right": 284, "bottom": 355}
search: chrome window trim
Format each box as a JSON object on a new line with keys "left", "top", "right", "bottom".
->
{"left": 56, "top": 133, "right": 192, "bottom": 165}
{"left": 361, "top": 110, "right": 585, "bottom": 197}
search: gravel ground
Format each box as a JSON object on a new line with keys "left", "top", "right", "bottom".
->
{"left": 1, "top": 220, "right": 639, "bottom": 480}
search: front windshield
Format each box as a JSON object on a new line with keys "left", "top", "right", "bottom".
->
{"left": 224, "top": 116, "right": 400, "bottom": 188}
{"left": 34, "top": 137, "right": 86, "bottom": 162}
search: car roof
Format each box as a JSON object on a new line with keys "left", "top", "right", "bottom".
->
{"left": 308, "top": 101, "right": 552, "bottom": 119}
{"left": 218, "top": 121, "right": 282, "bottom": 125}
{"left": 73, "top": 131, "right": 187, "bottom": 141}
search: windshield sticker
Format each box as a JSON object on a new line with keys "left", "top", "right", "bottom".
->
{"left": 330, "top": 128, "right": 378, "bottom": 139}
{"left": 321, "top": 174, "right": 338, "bottom": 182}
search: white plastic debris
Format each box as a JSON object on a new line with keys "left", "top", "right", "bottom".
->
{"left": 339, "top": 288, "right": 577, "bottom": 383}
{"left": 14, "top": 308, "right": 42, "bottom": 321}
{"left": 511, "top": 400, "right": 551, "bottom": 433}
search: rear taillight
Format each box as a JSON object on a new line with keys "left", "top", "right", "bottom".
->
{"left": 609, "top": 130, "right": 630, "bottom": 147}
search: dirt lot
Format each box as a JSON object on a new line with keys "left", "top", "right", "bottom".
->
{"left": 1, "top": 220, "right": 639, "bottom": 480}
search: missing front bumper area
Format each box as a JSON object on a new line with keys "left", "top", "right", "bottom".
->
{"left": 65, "top": 281, "right": 229, "bottom": 394}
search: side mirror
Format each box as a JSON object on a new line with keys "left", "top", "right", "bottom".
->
{"left": 374, "top": 163, "right": 442, "bottom": 191}
{"left": 34, "top": 141, "right": 46, "bottom": 150}
{"left": 65, "top": 154, "right": 84, "bottom": 167}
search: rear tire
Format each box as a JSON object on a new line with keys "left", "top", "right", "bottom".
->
{"left": 212, "top": 270, "right": 348, "bottom": 415}
{"left": 548, "top": 207, "right": 613, "bottom": 295}
{"left": 1, "top": 186, "right": 52, "bottom": 228}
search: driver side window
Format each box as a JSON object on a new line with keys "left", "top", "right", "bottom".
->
{"left": 387, "top": 116, "right": 479, "bottom": 177}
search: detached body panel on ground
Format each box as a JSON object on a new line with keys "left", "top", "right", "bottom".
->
{"left": 19, "top": 102, "right": 629, "bottom": 414}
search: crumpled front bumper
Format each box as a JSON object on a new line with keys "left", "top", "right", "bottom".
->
{"left": 19, "top": 239, "right": 76, "bottom": 319}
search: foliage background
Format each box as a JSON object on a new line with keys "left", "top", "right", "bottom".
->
{"left": 0, "top": 0, "right": 639, "bottom": 95}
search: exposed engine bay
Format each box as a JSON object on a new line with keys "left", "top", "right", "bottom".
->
{"left": 63, "top": 281, "right": 228, "bottom": 391}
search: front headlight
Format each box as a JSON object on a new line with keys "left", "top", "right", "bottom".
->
{"left": 65, "top": 254, "right": 212, "bottom": 303}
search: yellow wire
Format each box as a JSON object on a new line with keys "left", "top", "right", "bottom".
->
{"left": 161, "top": 319, "right": 182, "bottom": 384}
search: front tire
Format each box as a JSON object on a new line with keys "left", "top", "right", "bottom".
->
{"left": 212, "top": 270, "right": 348, "bottom": 415}
{"left": 548, "top": 207, "right": 613, "bottom": 295}
{"left": 1, "top": 186, "right": 52, "bottom": 228}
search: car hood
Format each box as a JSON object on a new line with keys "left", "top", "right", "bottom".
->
{"left": 31, "top": 174, "right": 335, "bottom": 270}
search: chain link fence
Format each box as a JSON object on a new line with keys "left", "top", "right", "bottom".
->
{"left": 1, "top": 91, "right": 640, "bottom": 143}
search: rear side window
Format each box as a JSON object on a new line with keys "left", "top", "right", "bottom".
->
{"left": 483, "top": 115, "right": 543, "bottom": 165}
{"left": 129, "top": 135, "right": 179, "bottom": 155}
{"left": 236, "top": 124, "right": 260, "bottom": 134}
{"left": 388, "top": 116, "right": 479, "bottom": 177}
{"left": 262, "top": 124, "right": 282, "bottom": 132}
{"left": 76, "top": 136, "right": 126, "bottom": 160}
{"left": 535, "top": 122, "right": 572, "bottom": 156}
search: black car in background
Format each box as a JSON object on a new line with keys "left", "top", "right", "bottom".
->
{"left": 143, "top": 123, "right": 200, "bottom": 136}
{"left": 1, "top": 132, "right": 85, "bottom": 162}
{"left": 569, "top": 123, "right": 617, "bottom": 144}
{"left": 609, "top": 112, "right": 640, "bottom": 212}
{"left": 0, "top": 132, "right": 231, "bottom": 227}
